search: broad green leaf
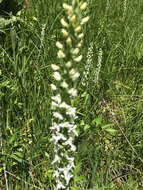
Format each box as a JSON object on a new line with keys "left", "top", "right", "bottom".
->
{"left": 74, "top": 161, "right": 82, "bottom": 175}
{"left": 101, "top": 124, "right": 118, "bottom": 135}
{"left": 101, "top": 123, "right": 113, "bottom": 130}
{"left": 80, "top": 120, "right": 84, "bottom": 126}
{"left": 0, "top": 29, "right": 5, "bottom": 33}
{"left": 84, "top": 124, "right": 90, "bottom": 131}
{"left": 74, "top": 175, "right": 85, "bottom": 182}
{"left": 0, "top": 155, "right": 5, "bottom": 161}
{"left": 45, "top": 152, "right": 50, "bottom": 158}
{"left": 81, "top": 91, "right": 87, "bottom": 97}
{"left": 9, "top": 133, "right": 17, "bottom": 144}
{"left": 10, "top": 154, "right": 23, "bottom": 163}
{"left": 92, "top": 116, "right": 102, "bottom": 126}
{"left": 104, "top": 128, "right": 118, "bottom": 135}
{"left": 14, "top": 152, "right": 23, "bottom": 158}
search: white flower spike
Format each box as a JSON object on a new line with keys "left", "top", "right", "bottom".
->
{"left": 51, "top": 1, "right": 89, "bottom": 189}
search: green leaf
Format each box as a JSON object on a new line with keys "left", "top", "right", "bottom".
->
{"left": 71, "top": 187, "right": 80, "bottom": 190}
{"left": 101, "top": 124, "right": 118, "bottom": 135}
{"left": 45, "top": 152, "right": 50, "bottom": 158}
{"left": 10, "top": 154, "right": 23, "bottom": 163}
{"left": 9, "top": 133, "right": 17, "bottom": 144}
{"left": 0, "top": 29, "right": 5, "bottom": 33}
{"left": 0, "top": 155, "right": 5, "bottom": 161}
{"left": 14, "top": 152, "right": 23, "bottom": 158}
{"left": 92, "top": 116, "right": 102, "bottom": 126}
{"left": 80, "top": 120, "right": 84, "bottom": 126}
{"left": 101, "top": 123, "right": 113, "bottom": 130}
{"left": 81, "top": 91, "right": 87, "bottom": 97}
{"left": 104, "top": 128, "right": 118, "bottom": 135}
{"left": 74, "top": 161, "right": 82, "bottom": 175}
{"left": 84, "top": 124, "right": 90, "bottom": 131}
{"left": 74, "top": 175, "right": 85, "bottom": 182}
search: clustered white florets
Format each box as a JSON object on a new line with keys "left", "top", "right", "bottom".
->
{"left": 50, "top": 1, "right": 89, "bottom": 189}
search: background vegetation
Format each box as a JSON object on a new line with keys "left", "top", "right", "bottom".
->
{"left": 0, "top": 0, "right": 143, "bottom": 189}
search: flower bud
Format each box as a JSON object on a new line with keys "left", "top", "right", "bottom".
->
{"left": 69, "top": 68, "right": 76, "bottom": 75}
{"left": 74, "top": 55, "right": 82, "bottom": 62}
{"left": 70, "top": 15, "right": 76, "bottom": 23}
{"left": 58, "top": 50, "right": 65, "bottom": 58}
{"left": 77, "top": 42, "right": 82, "bottom": 47}
{"left": 68, "top": 88, "right": 77, "bottom": 97}
{"left": 53, "top": 72, "right": 61, "bottom": 81}
{"left": 72, "top": 48, "right": 79, "bottom": 55}
{"left": 51, "top": 84, "right": 57, "bottom": 91}
{"left": 74, "top": 26, "right": 81, "bottom": 33}
{"left": 51, "top": 64, "right": 60, "bottom": 71}
{"left": 61, "top": 29, "right": 68, "bottom": 37}
{"left": 66, "top": 61, "right": 72, "bottom": 68}
{"left": 80, "top": 2, "right": 87, "bottom": 10}
{"left": 56, "top": 41, "right": 63, "bottom": 49}
{"left": 66, "top": 37, "right": 72, "bottom": 45}
{"left": 60, "top": 18, "right": 69, "bottom": 28}
{"left": 61, "top": 81, "right": 69, "bottom": 88}
{"left": 71, "top": 72, "right": 80, "bottom": 81}
{"left": 63, "top": 3, "right": 73, "bottom": 14}
{"left": 78, "top": 33, "right": 84, "bottom": 39}
{"left": 81, "top": 16, "right": 90, "bottom": 25}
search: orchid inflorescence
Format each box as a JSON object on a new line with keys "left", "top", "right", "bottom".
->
{"left": 82, "top": 42, "right": 94, "bottom": 87}
{"left": 50, "top": 1, "right": 89, "bottom": 189}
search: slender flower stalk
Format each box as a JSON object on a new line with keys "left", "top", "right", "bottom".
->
{"left": 50, "top": 1, "right": 89, "bottom": 189}
{"left": 123, "top": 0, "right": 127, "bottom": 19}
{"left": 94, "top": 48, "right": 103, "bottom": 85}
{"left": 105, "top": 0, "right": 110, "bottom": 17}
{"left": 40, "top": 23, "right": 46, "bottom": 49}
{"left": 82, "top": 42, "right": 94, "bottom": 86}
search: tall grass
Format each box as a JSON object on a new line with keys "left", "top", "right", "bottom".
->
{"left": 0, "top": 0, "right": 143, "bottom": 189}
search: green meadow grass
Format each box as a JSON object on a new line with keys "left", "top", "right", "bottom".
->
{"left": 0, "top": 0, "right": 143, "bottom": 189}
